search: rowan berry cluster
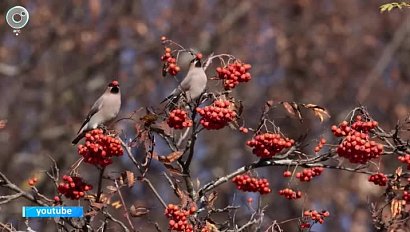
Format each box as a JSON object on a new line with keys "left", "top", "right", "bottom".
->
{"left": 232, "top": 174, "right": 271, "bottom": 194}
{"left": 246, "top": 133, "right": 294, "bottom": 158}
{"left": 57, "top": 175, "right": 92, "bottom": 200}
{"left": 332, "top": 116, "right": 383, "bottom": 164}
{"left": 296, "top": 167, "right": 324, "bottom": 182}
{"left": 28, "top": 177, "right": 38, "bottom": 186}
{"left": 398, "top": 154, "right": 410, "bottom": 170}
{"left": 368, "top": 173, "right": 388, "bottom": 186}
{"left": 403, "top": 191, "right": 410, "bottom": 204}
{"left": 167, "top": 109, "right": 192, "bottom": 129}
{"left": 77, "top": 129, "right": 123, "bottom": 167}
{"left": 164, "top": 204, "right": 196, "bottom": 232}
{"left": 303, "top": 210, "right": 330, "bottom": 224}
{"left": 196, "top": 100, "right": 236, "bottom": 130}
{"left": 278, "top": 188, "right": 302, "bottom": 200}
{"left": 314, "top": 138, "right": 326, "bottom": 153}
{"left": 215, "top": 62, "right": 252, "bottom": 90}
{"left": 283, "top": 170, "right": 292, "bottom": 177}
{"left": 161, "top": 47, "right": 180, "bottom": 76}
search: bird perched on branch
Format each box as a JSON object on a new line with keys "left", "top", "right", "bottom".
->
{"left": 161, "top": 55, "right": 207, "bottom": 109}
{"left": 72, "top": 80, "right": 121, "bottom": 144}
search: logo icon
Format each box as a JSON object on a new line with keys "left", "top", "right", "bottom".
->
{"left": 6, "top": 6, "right": 30, "bottom": 35}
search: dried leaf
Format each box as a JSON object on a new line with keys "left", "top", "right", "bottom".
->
{"left": 205, "top": 221, "right": 220, "bottom": 232}
{"left": 106, "top": 185, "right": 118, "bottom": 194}
{"left": 303, "top": 104, "right": 330, "bottom": 122}
{"left": 84, "top": 210, "right": 98, "bottom": 217}
{"left": 157, "top": 151, "right": 184, "bottom": 165}
{"left": 140, "top": 113, "right": 159, "bottom": 126}
{"left": 395, "top": 166, "right": 403, "bottom": 178}
{"left": 130, "top": 205, "right": 150, "bottom": 217}
{"left": 206, "top": 191, "right": 218, "bottom": 209}
{"left": 90, "top": 201, "right": 105, "bottom": 210}
{"left": 281, "top": 101, "right": 303, "bottom": 122}
{"left": 176, "top": 189, "right": 190, "bottom": 208}
{"left": 126, "top": 170, "right": 135, "bottom": 188}
{"left": 391, "top": 199, "right": 402, "bottom": 218}
{"left": 163, "top": 163, "right": 184, "bottom": 175}
{"left": 111, "top": 200, "right": 122, "bottom": 209}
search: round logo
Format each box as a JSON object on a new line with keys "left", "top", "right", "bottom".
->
{"left": 6, "top": 6, "right": 30, "bottom": 30}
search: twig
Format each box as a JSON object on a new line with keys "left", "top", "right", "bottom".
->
{"left": 115, "top": 180, "right": 135, "bottom": 231}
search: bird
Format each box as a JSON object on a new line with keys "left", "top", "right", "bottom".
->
{"left": 72, "top": 80, "right": 121, "bottom": 144}
{"left": 161, "top": 56, "right": 207, "bottom": 109}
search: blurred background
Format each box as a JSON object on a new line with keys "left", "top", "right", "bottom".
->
{"left": 0, "top": 0, "right": 409, "bottom": 231}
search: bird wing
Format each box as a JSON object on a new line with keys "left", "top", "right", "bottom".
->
{"left": 77, "top": 95, "right": 104, "bottom": 133}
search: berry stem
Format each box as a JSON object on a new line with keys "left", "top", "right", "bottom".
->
{"left": 96, "top": 167, "right": 105, "bottom": 203}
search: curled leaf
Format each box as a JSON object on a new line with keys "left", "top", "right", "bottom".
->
{"left": 130, "top": 205, "right": 150, "bottom": 217}
{"left": 303, "top": 104, "right": 330, "bottom": 122}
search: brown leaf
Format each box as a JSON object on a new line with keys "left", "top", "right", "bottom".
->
{"left": 281, "top": 101, "right": 303, "bottom": 122}
{"left": 90, "top": 201, "right": 105, "bottom": 210}
{"left": 140, "top": 113, "right": 158, "bottom": 126}
{"left": 157, "top": 151, "right": 184, "bottom": 165}
{"left": 206, "top": 191, "right": 218, "bottom": 209}
{"left": 111, "top": 200, "right": 122, "bottom": 209}
{"left": 126, "top": 170, "right": 135, "bottom": 188}
{"left": 176, "top": 189, "right": 190, "bottom": 208}
{"left": 303, "top": 104, "right": 330, "bottom": 122}
{"left": 130, "top": 205, "right": 150, "bottom": 217}
{"left": 205, "top": 221, "right": 220, "bottom": 232}
{"left": 106, "top": 185, "right": 118, "bottom": 194}
{"left": 84, "top": 210, "right": 98, "bottom": 217}
{"left": 390, "top": 199, "right": 403, "bottom": 218}
{"left": 163, "top": 163, "right": 184, "bottom": 175}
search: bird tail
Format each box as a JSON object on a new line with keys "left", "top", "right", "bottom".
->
{"left": 71, "top": 132, "right": 85, "bottom": 145}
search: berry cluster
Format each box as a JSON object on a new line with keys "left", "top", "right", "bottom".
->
{"left": 368, "top": 173, "right": 388, "bottom": 186}
{"left": 28, "top": 177, "right": 38, "bottom": 186}
{"left": 164, "top": 204, "right": 196, "bottom": 232}
{"left": 296, "top": 167, "right": 324, "bottom": 182}
{"left": 161, "top": 47, "right": 180, "bottom": 76}
{"left": 332, "top": 116, "right": 383, "bottom": 164}
{"left": 196, "top": 100, "right": 236, "bottom": 130}
{"left": 167, "top": 109, "right": 192, "bottom": 129}
{"left": 246, "top": 133, "right": 294, "bottom": 158}
{"left": 278, "top": 188, "right": 302, "bottom": 200}
{"left": 314, "top": 138, "right": 326, "bottom": 153}
{"left": 232, "top": 174, "right": 271, "bottom": 194}
{"left": 303, "top": 210, "right": 330, "bottom": 224}
{"left": 398, "top": 154, "right": 410, "bottom": 170}
{"left": 57, "top": 175, "right": 92, "bottom": 200}
{"left": 215, "top": 62, "right": 252, "bottom": 90}
{"left": 77, "top": 129, "right": 123, "bottom": 167}
{"left": 403, "top": 191, "right": 410, "bottom": 204}
{"left": 239, "top": 126, "right": 249, "bottom": 134}
{"left": 283, "top": 170, "right": 292, "bottom": 177}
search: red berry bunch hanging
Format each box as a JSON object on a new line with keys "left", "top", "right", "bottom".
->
{"left": 368, "top": 173, "right": 388, "bottom": 186}
{"left": 331, "top": 116, "right": 383, "bottom": 164}
{"left": 164, "top": 204, "right": 196, "bottom": 232}
{"left": 398, "top": 154, "right": 410, "bottom": 170}
{"left": 232, "top": 174, "right": 271, "bottom": 194}
{"left": 296, "top": 167, "right": 324, "bottom": 182}
{"left": 215, "top": 62, "right": 252, "bottom": 90}
{"left": 278, "top": 188, "right": 302, "bottom": 200}
{"left": 196, "top": 100, "right": 237, "bottom": 130}
{"left": 161, "top": 47, "right": 180, "bottom": 76}
{"left": 57, "top": 175, "right": 92, "bottom": 200}
{"left": 167, "top": 109, "right": 193, "bottom": 129}
{"left": 403, "top": 191, "right": 410, "bottom": 204}
{"left": 246, "top": 133, "right": 294, "bottom": 158}
{"left": 303, "top": 210, "right": 330, "bottom": 224}
{"left": 77, "top": 129, "right": 123, "bottom": 167}
{"left": 314, "top": 138, "right": 326, "bottom": 153}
